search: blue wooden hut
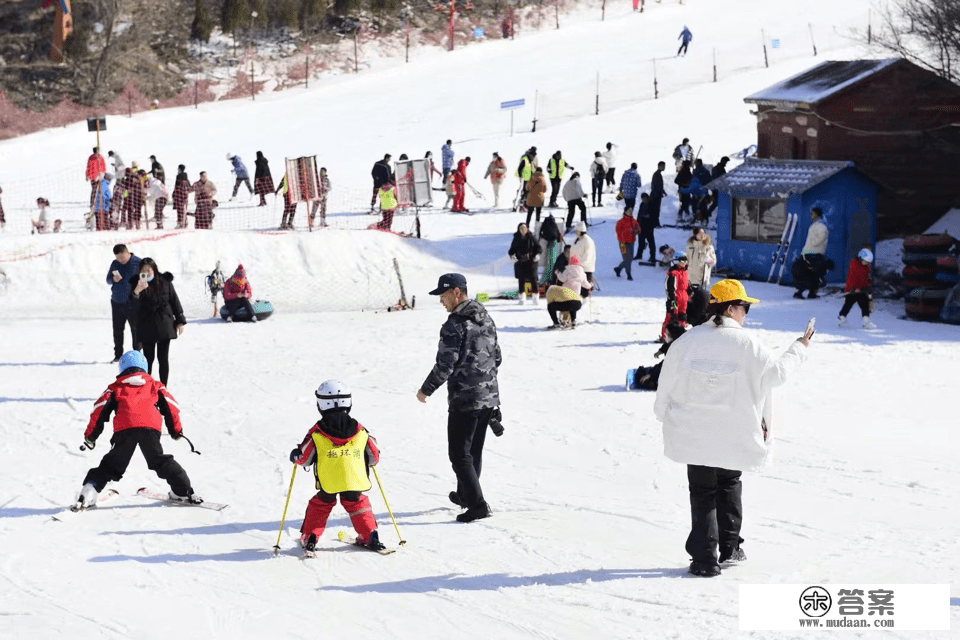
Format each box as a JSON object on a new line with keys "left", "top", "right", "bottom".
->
{"left": 708, "top": 158, "right": 879, "bottom": 285}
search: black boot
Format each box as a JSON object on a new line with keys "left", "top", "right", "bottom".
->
{"left": 456, "top": 501, "right": 491, "bottom": 523}
{"left": 449, "top": 491, "right": 466, "bottom": 509}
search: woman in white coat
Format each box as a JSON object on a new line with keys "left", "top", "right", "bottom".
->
{"left": 569, "top": 221, "right": 596, "bottom": 284}
{"left": 685, "top": 226, "right": 716, "bottom": 289}
{"left": 654, "top": 279, "right": 813, "bottom": 577}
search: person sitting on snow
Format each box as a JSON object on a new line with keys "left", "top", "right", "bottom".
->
{"left": 222, "top": 264, "right": 257, "bottom": 323}
{"left": 289, "top": 379, "right": 385, "bottom": 555}
{"left": 631, "top": 322, "right": 687, "bottom": 390}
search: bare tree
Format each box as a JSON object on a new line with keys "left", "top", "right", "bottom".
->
{"left": 870, "top": 0, "right": 960, "bottom": 84}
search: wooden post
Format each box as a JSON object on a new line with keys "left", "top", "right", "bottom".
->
{"left": 354, "top": 29, "right": 359, "bottom": 73}
{"left": 305, "top": 57, "right": 309, "bottom": 88}
{"left": 808, "top": 23, "right": 817, "bottom": 56}
{"left": 762, "top": 29, "right": 769, "bottom": 68}
{"left": 595, "top": 72, "right": 600, "bottom": 115}
{"left": 251, "top": 61, "right": 255, "bottom": 100}
{"left": 127, "top": 90, "right": 132, "bottom": 118}
{"left": 653, "top": 58, "right": 658, "bottom": 100}
{"left": 406, "top": 31, "right": 410, "bottom": 63}
{"left": 602, "top": 0, "right": 606, "bottom": 21}
{"left": 555, "top": 0, "right": 559, "bottom": 29}
{"left": 867, "top": 9, "right": 872, "bottom": 44}
{"left": 532, "top": 89, "right": 538, "bottom": 132}
{"left": 713, "top": 48, "right": 717, "bottom": 82}
{"left": 194, "top": 80, "right": 198, "bottom": 109}
{"left": 449, "top": 0, "right": 455, "bottom": 52}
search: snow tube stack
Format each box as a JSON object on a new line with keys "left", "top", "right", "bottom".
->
{"left": 901, "top": 234, "right": 957, "bottom": 322}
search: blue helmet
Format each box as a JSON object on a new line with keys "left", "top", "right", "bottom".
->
{"left": 118, "top": 350, "right": 147, "bottom": 374}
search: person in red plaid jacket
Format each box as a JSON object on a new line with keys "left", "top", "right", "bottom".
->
{"left": 289, "top": 379, "right": 384, "bottom": 554}
{"left": 75, "top": 351, "right": 200, "bottom": 509}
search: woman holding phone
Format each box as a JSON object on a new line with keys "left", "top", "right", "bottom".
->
{"left": 129, "top": 257, "right": 186, "bottom": 386}
{"left": 654, "top": 279, "right": 813, "bottom": 578}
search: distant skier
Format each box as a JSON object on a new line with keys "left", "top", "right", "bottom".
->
{"left": 484, "top": 152, "right": 507, "bottom": 209}
{"left": 677, "top": 26, "right": 693, "bottom": 56}
{"left": 290, "top": 379, "right": 385, "bottom": 555}
{"left": 74, "top": 350, "right": 202, "bottom": 511}
{"left": 226, "top": 153, "right": 253, "bottom": 200}
{"left": 451, "top": 157, "right": 470, "bottom": 213}
{"left": 254, "top": 151, "right": 274, "bottom": 207}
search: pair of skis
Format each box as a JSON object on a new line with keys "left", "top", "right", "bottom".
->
{"left": 52, "top": 488, "right": 227, "bottom": 521}
{"left": 767, "top": 213, "right": 799, "bottom": 284}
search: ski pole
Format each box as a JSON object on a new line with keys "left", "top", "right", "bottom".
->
{"left": 371, "top": 466, "right": 406, "bottom": 546}
{"left": 180, "top": 434, "right": 202, "bottom": 455}
{"left": 272, "top": 464, "right": 298, "bottom": 556}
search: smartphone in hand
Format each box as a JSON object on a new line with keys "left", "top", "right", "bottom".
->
{"left": 139, "top": 272, "right": 148, "bottom": 281}
{"left": 804, "top": 317, "right": 816, "bottom": 340}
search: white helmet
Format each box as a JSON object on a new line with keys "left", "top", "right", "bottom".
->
{"left": 858, "top": 248, "right": 874, "bottom": 263}
{"left": 226, "top": 152, "right": 234, "bottom": 160}
{"left": 315, "top": 379, "right": 352, "bottom": 413}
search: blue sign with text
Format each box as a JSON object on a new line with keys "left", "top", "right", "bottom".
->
{"left": 500, "top": 99, "right": 525, "bottom": 110}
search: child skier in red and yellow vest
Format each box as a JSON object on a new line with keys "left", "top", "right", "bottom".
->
{"left": 289, "top": 379, "right": 384, "bottom": 555}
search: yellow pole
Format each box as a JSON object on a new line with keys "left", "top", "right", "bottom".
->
{"left": 272, "top": 464, "right": 297, "bottom": 556}
{"left": 372, "top": 466, "right": 405, "bottom": 546}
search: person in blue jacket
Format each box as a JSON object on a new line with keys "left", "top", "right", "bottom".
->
{"left": 94, "top": 174, "right": 113, "bottom": 231}
{"left": 441, "top": 140, "right": 455, "bottom": 184}
{"left": 227, "top": 153, "right": 253, "bottom": 199}
{"left": 106, "top": 244, "right": 141, "bottom": 363}
{"left": 618, "top": 163, "right": 642, "bottom": 213}
{"left": 678, "top": 26, "right": 693, "bottom": 56}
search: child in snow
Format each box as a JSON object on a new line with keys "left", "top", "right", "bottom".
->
{"left": 838, "top": 248, "right": 877, "bottom": 329}
{"left": 31, "top": 197, "right": 50, "bottom": 234}
{"left": 289, "top": 379, "right": 384, "bottom": 554}
{"left": 75, "top": 351, "right": 201, "bottom": 510}
{"left": 377, "top": 180, "right": 398, "bottom": 231}
{"left": 659, "top": 244, "right": 676, "bottom": 267}
{"left": 662, "top": 253, "right": 690, "bottom": 341}
{"left": 308, "top": 167, "right": 330, "bottom": 231}
{"left": 631, "top": 322, "right": 687, "bottom": 390}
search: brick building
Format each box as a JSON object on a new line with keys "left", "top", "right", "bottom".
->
{"left": 743, "top": 58, "right": 960, "bottom": 237}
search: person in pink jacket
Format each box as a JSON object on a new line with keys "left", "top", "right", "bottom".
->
{"left": 558, "top": 254, "right": 594, "bottom": 298}
{"left": 222, "top": 264, "right": 257, "bottom": 323}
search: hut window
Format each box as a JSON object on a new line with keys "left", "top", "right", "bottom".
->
{"left": 732, "top": 198, "right": 787, "bottom": 243}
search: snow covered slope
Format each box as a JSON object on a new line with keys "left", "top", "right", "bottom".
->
{"left": 1, "top": 1, "right": 957, "bottom": 639}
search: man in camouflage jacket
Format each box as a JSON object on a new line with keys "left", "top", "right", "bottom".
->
{"left": 418, "top": 273, "right": 501, "bottom": 523}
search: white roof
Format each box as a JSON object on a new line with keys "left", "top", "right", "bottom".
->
{"left": 743, "top": 59, "right": 900, "bottom": 106}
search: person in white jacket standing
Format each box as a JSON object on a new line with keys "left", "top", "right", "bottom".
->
{"left": 569, "top": 221, "right": 597, "bottom": 286}
{"left": 685, "top": 226, "right": 716, "bottom": 289}
{"left": 654, "top": 279, "right": 812, "bottom": 578}
{"left": 602, "top": 142, "right": 618, "bottom": 192}
{"left": 801, "top": 207, "right": 829, "bottom": 256}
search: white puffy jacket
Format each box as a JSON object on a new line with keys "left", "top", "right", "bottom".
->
{"left": 802, "top": 218, "right": 829, "bottom": 255}
{"left": 570, "top": 233, "right": 597, "bottom": 273}
{"left": 654, "top": 316, "right": 807, "bottom": 471}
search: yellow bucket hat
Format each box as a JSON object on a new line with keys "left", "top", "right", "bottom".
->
{"left": 710, "top": 279, "right": 760, "bottom": 305}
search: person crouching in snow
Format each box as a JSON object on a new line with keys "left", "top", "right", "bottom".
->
{"left": 289, "top": 379, "right": 385, "bottom": 555}
{"left": 75, "top": 351, "right": 202, "bottom": 510}
{"left": 838, "top": 248, "right": 877, "bottom": 329}
{"left": 222, "top": 263, "right": 257, "bottom": 323}
{"left": 662, "top": 253, "right": 690, "bottom": 341}
{"left": 377, "top": 180, "right": 398, "bottom": 231}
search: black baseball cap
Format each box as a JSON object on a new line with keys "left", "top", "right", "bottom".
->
{"left": 429, "top": 273, "right": 467, "bottom": 295}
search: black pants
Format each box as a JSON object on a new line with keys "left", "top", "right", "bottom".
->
{"left": 678, "top": 41, "right": 689, "bottom": 56}
{"left": 685, "top": 464, "right": 743, "bottom": 565}
{"left": 111, "top": 301, "right": 139, "bottom": 359}
{"left": 548, "top": 300, "right": 582, "bottom": 324}
{"left": 224, "top": 297, "right": 255, "bottom": 320}
{"left": 623, "top": 197, "right": 636, "bottom": 212}
{"left": 548, "top": 178, "right": 561, "bottom": 206}
{"left": 565, "top": 199, "right": 587, "bottom": 228}
{"left": 591, "top": 177, "right": 604, "bottom": 205}
{"left": 447, "top": 407, "right": 492, "bottom": 509}
{"left": 649, "top": 197, "right": 662, "bottom": 227}
{"left": 636, "top": 225, "right": 657, "bottom": 262}
{"left": 525, "top": 207, "right": 542, "bottom": 226}
{"left": 83, "top": 428, "right": 192, "bottom": 496}
{"left": 605, "top": 167, "right": 616, "bottom": 187}
{"left": 840, "top": 292, "right": 870, "bottom": 318}
{"left": 678, "top": 192, "right": 692, "bottom": 217}
{"left": 142, "top": 339, "right": 171, "bottom": 386}
{"left": 232, "top": 177, "right": 253, "bottom": 197}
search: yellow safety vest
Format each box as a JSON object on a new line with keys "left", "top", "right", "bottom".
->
{"left": 379, "top": 186, "right": 398, "bottom": 210}
{"left": 515, "top": 157, "right": 532, "bottom": 181}
{"left": 311, "top": 430, "right": 371, "bottom": 494}
{"left": 548, "top": 158, "right": 565, "bottom": 180}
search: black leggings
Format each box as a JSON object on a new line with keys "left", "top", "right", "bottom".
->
{"left": 840, "top": 292, "right": 871, "bottom": 318}
{"left": 224, "top": 297, "right": 255, "bottom": 319}
{"left": 142, "top": 339, "right": 171, "bottom": 386}
{"left": 548, "top": 300, "right": 582, "bottom": 324}
{"left": 525, "top": 206, "right": 542, "bottom": 226}
{"left": 566, "top": 199, "right": 587, "bottom": 228}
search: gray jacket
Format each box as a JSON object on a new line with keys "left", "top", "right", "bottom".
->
{"left": 420, "top": 300, "right": 501, "bottom": 412}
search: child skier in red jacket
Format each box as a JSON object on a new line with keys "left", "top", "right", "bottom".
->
{"left": 289, "top": 379, "right": 384, "bottom": 555}
{"left": 661, "top": 253, "right": 690, "bottom": 341}
{"left": 838, "top": 248, "right": 876, "bottom": 329}
{"left": 75, "top": 351, "right": 201, "bottom": 510}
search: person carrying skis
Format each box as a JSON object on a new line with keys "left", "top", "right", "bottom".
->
{"left": 662, "top": 253, "right": 690, "bottom": 340}
{"left": 227, "top": 153, "right": 253, "bottom": 199}
{"left": 484, "top": 152, "right": 507, "bottom": 209}
{"left": 75, "top": 350, "right": 202, "bottom": 510}
{"left": 838, "top": 248, "right": 877, "bottom": 329}
{"left": 289, "top": 379, "right": 385, "bottom": 555}
{"left": 452, "top": 157, "right": 470, "bottom": 213}
{"left": 677, "top": 26, "right": 693, "bottom": 56}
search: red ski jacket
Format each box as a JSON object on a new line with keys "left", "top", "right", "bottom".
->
{"left": 223, "top": 265, "right": 252, "bottom": 301}
{"left": 84, "top": 372, "right": 183, "bottom": 443}
{"left": 616, "top": 214, "right": 640, "bottom": 244}
{"left": 844, "top": 259, "right": 871, "bottom": 292}
{"left": 665, "top": 265, "right": 690, "bottom": 313}
{"left": 453, "top": 159, "right": 469, "bottom": 185}
{"left": 86, "top": 154, "right": 106, "bottom": 181}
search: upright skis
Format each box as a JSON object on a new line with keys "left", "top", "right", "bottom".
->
{"left": 776, "top": 213, "right": 799, "bottom": 284}
{"left": 767, "top": 214, "right": 797, "bottom": 282}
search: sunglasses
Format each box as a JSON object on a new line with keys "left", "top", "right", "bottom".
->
{"left": 740, "top": 303, "right": 751, "bottom": 314}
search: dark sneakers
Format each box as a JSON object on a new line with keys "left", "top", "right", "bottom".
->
{"left": 456, "top": 501, "right": 491, "bottom": 523}
{"left": 720, "top": 547, "right": 747, "bottom": 564}
{"left": 689, "top": 561, "right": 721, "bottom": 577}
{"left": 366, "top": 530, "right": 386, "bottom": 551}
{"left": 449, "top": 491, "right": 467, "bottom": 509}
{"left": 303, "top": 533, "right": 318, "bottom": 553}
